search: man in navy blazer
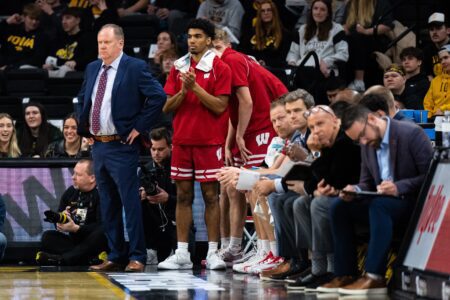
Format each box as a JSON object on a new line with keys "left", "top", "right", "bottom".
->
{"left": 318, "top": 104, "right": 433, "bottom": 295}
{"left": 77, "top": 24, "right": 166, "bottom": 272}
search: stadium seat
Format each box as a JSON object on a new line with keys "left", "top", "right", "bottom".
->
{"left": 119, "top": 14, "right": 159, "bottom": 49}
{"left": 47, "top": 72, "right": 84, "bottom": 97}
{"left": 4, "top": 69, "right": 48, "bottom": 97}
{"left": 0, "top": 96, "right": 23, "bottom": 121}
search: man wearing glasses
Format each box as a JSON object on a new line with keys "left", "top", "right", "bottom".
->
{"left": 318, "top": 103, "right": 433, "bottom": 295}
{"left": 284, "top": 105, "right": 361, "bottom": 289}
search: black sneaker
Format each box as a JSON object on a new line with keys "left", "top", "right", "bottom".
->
{"left": 286, "top": 272, "right": 333, "bottom": 290}
{"left": 285, "top": 267, "right": 312, "bottom": 283}
{"left": 304, "top": 273, "right": 335, "bottom": 291}
{"left": 36, "top": 251, "right": 63, "bottom": 266}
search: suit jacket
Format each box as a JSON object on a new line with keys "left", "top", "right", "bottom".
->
{"left": 77, "top": 53, "right": 166, "bottom": 139}
{"left": 357, "top": 119, "right": 433, "bottom": 201}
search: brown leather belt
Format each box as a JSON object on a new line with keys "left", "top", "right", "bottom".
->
{"left": 93, "top": 135, "right": 121, "bottom": 143}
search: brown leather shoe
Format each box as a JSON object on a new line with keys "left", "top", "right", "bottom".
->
{"left": 125, "top": 260, "right": 145, "bottom": 272}
{"left": 316, "top": 275, "right": 356, "bottom": 293}
{"left": 338, "top": 274, "right": 387, "bottom": 295}
{"left": 89, "top": 260, "right": 124, "bottom": 272}
{"left": 260, "top": 261, "right": 290, "bottom": 280}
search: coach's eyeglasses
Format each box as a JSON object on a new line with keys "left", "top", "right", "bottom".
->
{"left": 303, "top": 105, "right": 335, "bottom": 119}
{"left": 353, "top": 117, "right": 368, "bottom": 145}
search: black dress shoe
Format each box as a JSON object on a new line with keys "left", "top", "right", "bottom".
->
{"left": 36, "top": 251, "right": 63, "bottom": 266}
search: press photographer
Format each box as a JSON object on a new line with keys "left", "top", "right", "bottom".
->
{"left": 36, "top": 159, "right": 108, "bottom": 266}
{"left": 140, "top": 127, "right": 177, "bottom": 265}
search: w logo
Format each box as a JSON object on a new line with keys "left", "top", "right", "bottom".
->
{"left": 256, "top": 132, "right": 270, "bottom": 146}
{"left": 216, "top": 147, "right": 222, "bottom": 161}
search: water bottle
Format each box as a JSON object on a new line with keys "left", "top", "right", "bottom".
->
{"left": 442, "top": 111, "right": 450, "bottom": 148}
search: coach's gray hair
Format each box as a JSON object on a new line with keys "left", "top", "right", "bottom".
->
{"left": 283, "top": 88, "right": 315, "bottom": 109}
{"left": 100, "top": 24, "right": 124, "bottom": 40}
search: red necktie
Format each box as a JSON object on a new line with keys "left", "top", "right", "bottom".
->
{"left": 91, "top": 65, "right": 111, "bottom": 135}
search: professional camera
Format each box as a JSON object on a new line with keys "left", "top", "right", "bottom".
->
{"left": 43, "top": 210, "right": 81, "bottom": 224}
{"left": 140, "top": 165, "right": 162, "bottom": 196}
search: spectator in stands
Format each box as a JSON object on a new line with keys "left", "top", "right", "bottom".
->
{"left": 319, "top": 104, "right": 433, "bottom": 295}
{"left": 345, "top": 0, "right": 394, "bottom": 92}
{"left": 0, "top": 113, "right": 21, "bottom": 158}
{"left": 0, "top": 194, "right": 6, "bottom": 262}
{"left": 145, "top": 0, "right": 199, "bottom": 35}
{"left": 286, "top": 0, "right": 348, "bottom": 104}
{"left": 293, "top": 0, "right": 348, "bottom": 27}
{"left": 239, "top": 0, "right": 291, "bottom": 68}
{"left": 36, "top": 0, "right": 68, "bottom": 40}
{"left": 156, "top": 48, "right": 178, "bottom": 86}
{"left": 69, "top": 0, "right": 119, "bottom": 33}
{"left": 424, "top": 44, "right": 450, "bottom": 118}
{"left": 422, "top": 12, "right": 450, "bottom": 80}
{"left": 43, "top": 7, "right": 97, "bottom": 78}
{"left": 117, "top": 0, "right": 147, "bottom": 17}
{"left": 382, "top": 64, "right": 424, "bottom": 110}
{"left": 400, "top": 47, "right": 430, "bottom": 108}
{"left": 36, "top": 159, "right": 108, "bottom": 266}
{"left": 0, "top": 3, "right": 49, "bottom": 70}
{"left": 45, "top": 113, "right": 91, "bottom": 158}
{"left": 196, "top": 0, "right": 245, "bottom": 40}
{"left": 149, "top": 31, "right": 178, "bottom": 77}
{"left": 140, "top": 127, "right": 177, "bottom": 265}
{"left": 325, "top": 77, "right": 346, "bottom": 103}
{"left": 17, "top": 102, "right": 63, "bottom": 158}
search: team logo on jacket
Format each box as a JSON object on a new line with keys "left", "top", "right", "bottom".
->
{"left": 204, "top": 73, "right": 210, "bottom": 79}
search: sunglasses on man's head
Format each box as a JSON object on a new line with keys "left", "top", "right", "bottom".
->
{"left": 303, "top": 105, "right": 335, "bottom": 119}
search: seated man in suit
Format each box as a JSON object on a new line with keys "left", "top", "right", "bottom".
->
{"left": 318, "top": 104, "right": 433, "bottom": 295}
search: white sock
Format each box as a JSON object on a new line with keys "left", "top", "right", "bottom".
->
{"left": 221, "top": 237, "right": 230, "bottom": 249}
{"left": 229, "top": 236, "right": 242, "bottom": 253}
{"left": 270, "top": 241, "right": 278, "bottom": 256}
{"left": 177, "top": 242, "right": 189, "bottom": 253}
{"left": 261, "top": 239, "right": 270, "bottom": 254}
{"left": 208, "top": 241, "right": 219, "bottom": 255}
{"left": 256, "top": 239, "right": 262, "bottom": 255}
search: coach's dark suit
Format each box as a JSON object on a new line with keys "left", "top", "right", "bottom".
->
{"left": 330, "top": 118, "right": 433, "bottom": 276}
{"left": 78, "top": 53, "right": 166, "bottom": 265}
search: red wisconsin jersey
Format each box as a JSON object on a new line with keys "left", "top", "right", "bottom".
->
{"left": 221, "top": 47, "right": 288, "bottom": 137}
{"left": 165, "top": 51, "right": 232, "bottom": 146}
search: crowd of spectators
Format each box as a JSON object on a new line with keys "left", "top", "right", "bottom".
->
{"left": 0, "top": 1, "right": 449, "bottom": 296}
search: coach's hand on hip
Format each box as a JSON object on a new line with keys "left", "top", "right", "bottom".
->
{"left": 126, "top": 129, "right": 140, "bottom": 144}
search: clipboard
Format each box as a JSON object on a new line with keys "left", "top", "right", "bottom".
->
{"left": 341, "top": 190, "right": 399, "bottom": 198}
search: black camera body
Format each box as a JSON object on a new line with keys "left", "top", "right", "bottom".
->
{"left": 140, "top": 165, "right": 162, "bottom": 196}
{"left": 43, "top": 210, "right": 81, "bottom": 224}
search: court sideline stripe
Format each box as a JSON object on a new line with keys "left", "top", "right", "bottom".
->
{"left": 88, "top": 272, "right": 135, "bottom": 299}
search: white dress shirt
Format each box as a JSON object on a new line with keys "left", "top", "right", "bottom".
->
{"left": 89, "top": 52, "right": 123, "bottom": 135}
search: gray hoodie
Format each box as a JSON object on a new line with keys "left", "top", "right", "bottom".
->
{"left": 196, "top": 0, "right": 244, "bottom": 39}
